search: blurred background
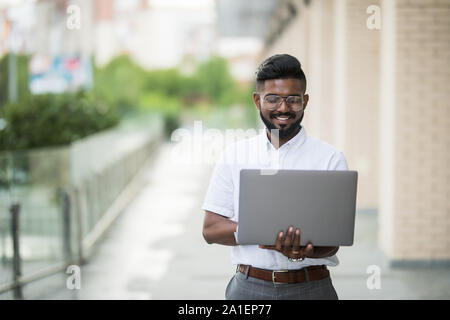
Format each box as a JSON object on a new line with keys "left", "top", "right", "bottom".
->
{"left": 0, "top": 0, "right": 449, "bottom": 300}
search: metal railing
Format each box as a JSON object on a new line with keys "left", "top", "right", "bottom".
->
{"left": 0, "top": 123, "right": 162, "bottom": 299}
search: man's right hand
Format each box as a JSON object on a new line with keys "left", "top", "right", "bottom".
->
{"left": 202, "top": 210, "right": 238, "bottom": 246}
{"left": 259, "top": 226, "right": 314, "bottom": 260}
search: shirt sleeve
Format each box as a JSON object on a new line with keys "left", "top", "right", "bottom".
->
{"left": 201, "top": 147, "right": 235, "bottom": 218}
{"left": 328, "top": 151, "right": 349, "bottom": 171}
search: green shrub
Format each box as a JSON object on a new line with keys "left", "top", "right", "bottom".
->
{"left": 0, "top": 91, "right": 119, "bottom": 151}
{"left": 139, "top": 92, "right": 180, "bottom": 114}
{"left": 93, "top": 54, "right": 243, "bottom": 112}
{"left": 162, "top": 113, "right": 181, "bottom": 138}
{"left": 138, "top": 92, "right": 181, "bottom": 138}
{"left": 192, "top": 56, "right": 237, "bottom": 106}
{"left": 145, "top": 68, "right": 189, "bottom": 97}
{"left": 93, "top": 55, "right": 148, "bottom": 116}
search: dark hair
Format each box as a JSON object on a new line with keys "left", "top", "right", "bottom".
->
{"left": 256, "top": 54, "right": 307, "bottom": 92}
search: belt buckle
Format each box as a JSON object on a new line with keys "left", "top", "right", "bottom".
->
{"left": 272, "top": 269, "right": 289, "bottom": 284}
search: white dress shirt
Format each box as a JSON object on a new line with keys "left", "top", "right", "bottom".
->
{"left": 202, "top": 125, "right": 349, "bottom": 270}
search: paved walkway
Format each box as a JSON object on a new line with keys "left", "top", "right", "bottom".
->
{"left": 27, "top": 142, "right": 450, "bottom": 300}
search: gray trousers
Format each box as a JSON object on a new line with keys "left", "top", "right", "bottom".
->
{"left": 225, "top": 269, "right": 339, "bottom": 300}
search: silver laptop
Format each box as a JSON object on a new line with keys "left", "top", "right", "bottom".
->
{"left": 237, "top": 169, "right": 358, "bottom": 246}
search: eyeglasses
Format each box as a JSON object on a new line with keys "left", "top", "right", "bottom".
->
{"left": 260, "top": 94, "right": 304, "bottom": 111}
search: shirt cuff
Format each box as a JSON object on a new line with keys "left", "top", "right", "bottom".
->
{"left": 202, "top": 203, "right": 234, "bottom": 218}
{"left": 234, "top": 225, "right": 239, "bottom": 244}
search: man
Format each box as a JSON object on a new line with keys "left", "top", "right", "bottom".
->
{"left": 202, "top": 54, "right": 348, "bottom": 300}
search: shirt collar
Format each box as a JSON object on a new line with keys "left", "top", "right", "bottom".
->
{"left": 259, "top": 124, "right": 307, "bottom": 152}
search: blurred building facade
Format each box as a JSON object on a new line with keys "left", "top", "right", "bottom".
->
{"left": 1, "top": 0, "right": 217, "bottom": 68}
{"left": 262, "top": 0, "right": 450, "bottom": 265}
{"left": 33, "top": 0, "right": 94, "bottom": 57}
{"left": 95, "top": 0, "right": 217, "bottom": 69}
{"left": 215, "top": 0, "right": 279, "bottom": 84}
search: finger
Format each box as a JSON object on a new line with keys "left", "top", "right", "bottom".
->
{"left": 259, "top": 245, "right": 276, "bottom": 250}
{"left": 292, "top": 228, "right": 301, "bottom": 251}
{"left": 284, "top": 226, "right": 294, "bottom": 248}
{"left": 304, "top": 243, "right": 314, "bottom": 258}
{"left": 275, "top": 231, "right": 284, "bottom": 251}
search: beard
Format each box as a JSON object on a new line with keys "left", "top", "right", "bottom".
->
{"left": 259, "top": 110, "right": 304, "bottom": 140}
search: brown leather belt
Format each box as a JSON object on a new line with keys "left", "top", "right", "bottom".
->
{"left": 238, "top": 264, "right": 330, "bottom": 284}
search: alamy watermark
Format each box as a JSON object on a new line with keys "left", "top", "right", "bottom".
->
{"left": 366, "top": 265, "right": 381, "bottom": 290}
{"left": 66, "top": 4, "right": 81, "bottom": 30}
{"left": 66, "top": 265, "right": 81, "bottom": 290}
{"left": 366, "top": 5, "right": 381, "bottom": 30}
{"left": 169, "top": 121, "right": 281, "bottom": 175}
